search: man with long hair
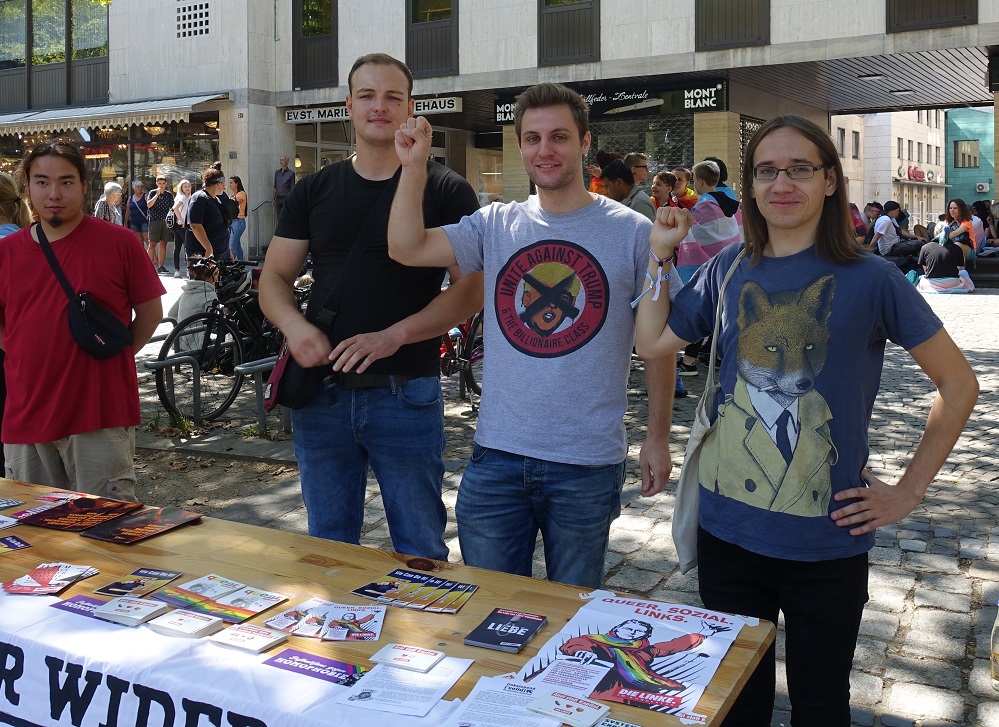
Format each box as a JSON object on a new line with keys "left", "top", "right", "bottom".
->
{"left": 635, "top": 116, "right": 977, "bottom": 725}
{"left": 0, "top": 142, "right": 164, "bottom": 500}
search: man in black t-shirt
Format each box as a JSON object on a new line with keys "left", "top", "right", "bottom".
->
{"left": 258, "top": 54, "right": 482, "bottom": 560}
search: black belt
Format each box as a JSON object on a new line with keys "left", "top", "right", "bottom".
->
{"left": 329, "top": 372, "right": 413, "bottom": 389}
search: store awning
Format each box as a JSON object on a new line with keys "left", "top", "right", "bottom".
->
{"left": 0, "top": 94, "right": 228, "bottom": 136}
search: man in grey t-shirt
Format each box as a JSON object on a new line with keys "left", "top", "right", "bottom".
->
{"left": 388, "top": 83, "right": 676, "bottom": 589}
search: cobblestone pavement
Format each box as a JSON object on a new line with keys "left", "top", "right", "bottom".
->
{"left": 137, "top": 281, "right": 999, "bottom": 726}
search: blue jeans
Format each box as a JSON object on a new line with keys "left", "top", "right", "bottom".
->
{"left": 291, "top": 376, "right": 448, "bottom": 561}
{"left": 697, "top": 527, "right": 868, "bottom": 727}
{"left": 455, "top": 444, "right": 625, "bottom": 588}
{"left": 229, "top": 218, "right": 246, "bottom": 261}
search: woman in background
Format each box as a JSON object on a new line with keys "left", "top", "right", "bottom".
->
{"left": 171, "top": 179, "right": 192, "bottom": 278}
{"left": 93, "top": 181, "right": 123, "bottom": 225}
{"left": 941, "top": 198, "right": 976, "bottom": 262}
{"left": 228, "top": 176, "right": 247, "bottom": 261}
{"left": 185, "top": 162, "right": 231, "bottom": 260}
{"left": 0, "top": 172, "right": 32, "bottom": 474}
{"left": 124, "top": 180, "right": 149, "bottom": 248}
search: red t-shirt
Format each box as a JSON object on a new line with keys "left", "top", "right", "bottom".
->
{"left": 0, "top": 217, "right": 165, "bottom": 443}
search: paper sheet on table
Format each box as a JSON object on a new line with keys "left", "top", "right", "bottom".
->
{"left": 440, "top": 676, "right": 562, "bottom": 727}
{"left": 334, "top": 656, "right": 472, "bottom": 716}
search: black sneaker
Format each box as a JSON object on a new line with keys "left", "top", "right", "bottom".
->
{"left": 677, "top": 360, "right": 699, "bottom": 376}
{"left": 157, "top": 266, "right": 168, "bottom": 274}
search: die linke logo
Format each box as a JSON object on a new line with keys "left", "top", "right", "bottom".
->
{"left": 494, "top": 241, "right": 608, "bottom": 358}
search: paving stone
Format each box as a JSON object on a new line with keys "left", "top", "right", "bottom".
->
{"left": 977, "top": 701, "right": 999, "bottom": 727}
{"left": 913, "top": 588, "right": 971, "bottom": 612}
{"left": 853, "top": 636, "right": 889, "bottom": 674}
{"left": 905, "top": 552, "right": 961, "bottom": 575}
{"left": 870, "top": 546, "right": 904, "bottom": 567}
{"left": 603, "top": 566, "right": 663, "bottom": 595}
{"left": 858, "top": 608, "right": 901, "bottom": 641}
{"left": 868, "top": 583, "right": 908, "bottom": 613}
{"left": 902, "top": 608, "right": 972, "bottom": 660}
{"left": 970, "top": 657, "right": 999, "bottom": 697}
{"left": 884, "top": 683, "right": 964, "bottom": 723}
{"left": 850, "top": 669, "right": 883, "bottom": 706}
{"left": 900, "top": 538, "right": 928, "bottom": 552}
{"left": 884, "top": 654, "right": 962, "bottom": 690}
{"left": 920, "top": 572, "right": 972, "bottom": 596}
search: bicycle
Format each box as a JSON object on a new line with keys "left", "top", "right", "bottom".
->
{"left": 154, "top": 258, "right": 307, "bottom": 423}
{"left": 440, "top": 310, "right": 484, "bottom": 397}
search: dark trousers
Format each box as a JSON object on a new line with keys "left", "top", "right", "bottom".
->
{"left": 697, "top": 527, "right": 868, "bottom": 727}
{"left": 173, "top": 225, "right": 185, "bottom": 272}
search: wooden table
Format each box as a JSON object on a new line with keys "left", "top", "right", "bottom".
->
{"left": 0, "top": 479, "right": 774, "bottom": 726}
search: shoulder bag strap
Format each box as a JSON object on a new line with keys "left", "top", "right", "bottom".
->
{"left": 702, "top": 246, "right": 747, "bottom": 395}
{"left": 33, "top": 223, "right": 79, "bottom": 303}
{"left": 310, "top": 162, "right": 402, "bottom": 331}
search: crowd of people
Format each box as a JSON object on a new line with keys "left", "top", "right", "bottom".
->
{"left": 854, "top": 195, "right": 999, "bottom": 292}
{"left": 0, "top": 52, "right": 982, "bottom": 727}
{"left": 89, "top": 162, "right": 248, "bottom": 279}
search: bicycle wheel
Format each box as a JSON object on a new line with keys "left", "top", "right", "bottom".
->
{"left": 461, "top": 311, "right": 484, "bottom": 396}
{"left": 155, "top": 311, "right": 246, "bottom": 422}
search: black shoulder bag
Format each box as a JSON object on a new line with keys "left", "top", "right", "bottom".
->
{"left": 35, "top": 223, "right": 134, "bottom": 360}
{"left": 264, "top": 164, "right": 401, "bottom": 411}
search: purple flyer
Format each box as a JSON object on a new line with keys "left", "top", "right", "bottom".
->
{"left": 49, "top": 594, "right": 103, "bottom": 618}
{"left": 262, "top": 648, "right": 367, "bottom": 686}
{"left": 0, "top": 535, "right": 31, "bottom": 553}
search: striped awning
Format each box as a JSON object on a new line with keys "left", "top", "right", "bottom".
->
{"left": 0, "top": 94, "right": 228, "bottom": 136}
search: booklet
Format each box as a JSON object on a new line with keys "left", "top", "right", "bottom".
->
{"left": 94, "top": 568, "right": 182, "bottom": 598}
{"left": 464, "top": 608, "right": 548, "bottom": 653}
{"left": 187, "top": 586, "right": 288, "bottom": 623}
{"left": 14, "top": 496, "right": 143, "bottom": 531}
{"left": 92, "top": 597, "right": 169, "bottom": 627}
{"left": 150, "top": 574, "right": 244, "bottom": 609}
{"left": 2, "top": 562, "right": 99, "bottom": 595}
{"left": 209, "top": 623, "right": 288, "bottom": 653}
{"left": 80, "top": 507, "right": 202, "bottom": 544}
{"left": 146, "top": 609, "right": 225, "bottom": 638}
{"left": 369, "top": 643, "right": 446, "bottom": 673}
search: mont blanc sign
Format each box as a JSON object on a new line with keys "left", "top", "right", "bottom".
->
{"left": 286, "top": 97, "right": 462, "bottom": 123}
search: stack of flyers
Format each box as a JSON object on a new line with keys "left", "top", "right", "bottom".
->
{"left": 0, "top": 497, "right": 25, "bottom": 510}
{"left": 369, "top": 643, "right": 446, "bottom": 673}
{"left": 351, "top": 569, "right": 478, "bottom": 613}
{"left": 0, "top": 535, "right": 31, "bottom": 554}
{"left": 264, "top": 598, "right": 386, "bottom": 641}
{"left": 210, "top": 623, "right": 288, "bottom": 653}
{"left": 92, "top": 597, "right": 169, "bottom": 627}
{"left": 2, "top": 562, "right": 99, "bottom": 595}
{"left": 0, "top": 514, "right": 19, "bottom": 531}
{"left": 94, "top": 568, "right": 182, "bottom": 598}
{"left": 150, "top": 574, "right": 244, "bottom": 609}
{"left": 146, "top": 609, "right": 225, "bottom": 638}
{"left": 186, "top": 586, "right": 288, "bottom": 624}
{"left": 527, "top": 691, "right": 609, "bottom": 727}
{"left": 80, "top": 506, "right": 202, "bottom": 544}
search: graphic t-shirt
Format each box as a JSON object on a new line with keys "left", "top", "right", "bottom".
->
{"left": 668, "top": 245, "right": 942, "bottom": 561}
{"left": 444, "top": 194, "right": 650, "bottom": 466}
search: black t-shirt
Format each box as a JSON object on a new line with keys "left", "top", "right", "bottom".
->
{"left": 918, "top": 241, "right": 964, "bottom": 279}
{"left": 185, "top": 190, "right": 229, "bottom": 258}
{"left": 277, "top": 159, "right": 479, "bottom": 376}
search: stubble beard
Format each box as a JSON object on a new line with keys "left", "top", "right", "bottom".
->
{"left": 528, "top": 165, "right": 580, "bottom": 193}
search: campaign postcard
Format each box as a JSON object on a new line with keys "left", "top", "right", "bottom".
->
{"left": 0, "top": 535, "right": 31, "bottom": 554}
{"left": 94, "top": 568, "right": 183, "bottom": 598}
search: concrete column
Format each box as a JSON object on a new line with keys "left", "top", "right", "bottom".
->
{"left": 503, "top": 125, "right": 531, "bottom": 202}
{"left": 694, "top": 111, "right": 743, "bottom": 196}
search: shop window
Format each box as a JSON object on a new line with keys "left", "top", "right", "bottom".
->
{"left": 954, "top": 140, "right": 979, "bottom": 168}
{"left": 293, "top": 0, "right": 337, "bottom": 90}
{"left": 0, "top": 0, "right": 27, "bottom": 70}
{"left": 408, "top": 0, "right": 457, "bottom": 78}
{"left": 539, "top": 0, "right": 599, "bottom": 67}
{"left": 72, "top": 0, "right": 108, "bottom": 59}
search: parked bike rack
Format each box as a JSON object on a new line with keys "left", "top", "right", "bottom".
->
{"left": 233, "top": 356, "right": 292, "bottom": 436}
{"left": 143, "top": 355, "right": 202, "bottom": 423}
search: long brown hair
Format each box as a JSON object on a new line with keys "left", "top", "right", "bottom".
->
{"left": 0, "top": 172, "right": 31, "bottom": 229}
{"left": 740, "top": 116, "right": 861, "bottom": 265}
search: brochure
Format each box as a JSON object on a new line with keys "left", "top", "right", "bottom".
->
{"left": 464, "top": 608, "right": 548, "bottom": 653}
{"left": 80, "top": 506, "right": 202, "bottom": 544}
{"left": 14, "top": 496, "right": 143, "bottom": 531}
{"left": 94, "top": 568, "right": 183, "bottom": 598}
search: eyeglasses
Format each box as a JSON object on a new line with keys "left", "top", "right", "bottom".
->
{"left": 752, "top": 164, "right": 825, "bottom": 181}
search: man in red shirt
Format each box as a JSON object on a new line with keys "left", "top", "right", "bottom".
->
{"left": 0, "top": 142, "right": 164, "bottom": 500}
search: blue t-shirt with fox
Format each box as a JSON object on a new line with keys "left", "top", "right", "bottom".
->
{"left": 668, "top": 243, "right": 942, "bottom": 561}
